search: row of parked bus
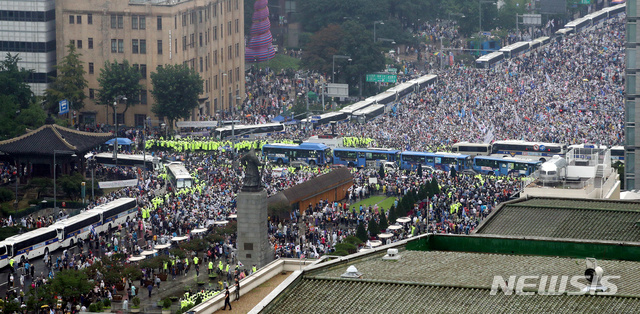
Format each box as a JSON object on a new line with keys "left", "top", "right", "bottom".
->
{"left": 475, "top": 3, "right": 626, "bottom": 69}
{"left": 0, "top": 198, "right": 138, "bottom": 268}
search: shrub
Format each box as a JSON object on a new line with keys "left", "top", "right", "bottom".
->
{"left": 88, "top": 303, "right": 97, "bottom": 312}
{"left": 175, "top": 310, "right": 182, "bottom": 314}
{"left": 132, "top": 296, "right": 141, "bottom": 308}
{"left": 162, "top": 298, "right": 171, "bottom": 309}
{"left": 103, "top": 298, "right": 111, "bottom": 308}
{"left": 95, "top": 302, "right": 103, "bottom": 311}
{"left": 0, "top": 188, "right": 14, "bottom": 203}
{"left": 344, "top": 236, "right": 362, "bottom": 246}
{"left": 335, "top": 243, "right": 357, "bottom": 254}
{"left": 333, "top": 250, "right": 349, "bottom": 256}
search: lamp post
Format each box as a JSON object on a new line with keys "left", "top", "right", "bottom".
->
{"left": 113, "top": 95, "right": 127, "bottom": 167}
{"left": 54, "top": 150, "right": 76, "bottom": 209}
{"left": 219, "top": 70, "right": 227, "bottom": 113}
{"left": 143, "top": 117, "right": 150, "bottom": 180}
{"left": 479, "top": 1, "right": 496, "bottom": 33}
{"left": 332, "top": 55, "right": 352, "bottom": 83}
{"left": 373, "top": 20, "right": 384, "bottom": 42}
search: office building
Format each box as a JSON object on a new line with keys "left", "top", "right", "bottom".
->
{"left": 0, "top": 0, "right": 57, "bottom": 96}
{"left": 626, "top": 0, "right": 639, "bottom": 190}
{"left": 56, "top": 0, "right": 245, "bottom": 128}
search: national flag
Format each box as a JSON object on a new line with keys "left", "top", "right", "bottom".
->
{"left": 90, "top": 224, "right": 97, "bottom": 238}
{"left": 238, "top": 261, "right": 244, "bottom": 267}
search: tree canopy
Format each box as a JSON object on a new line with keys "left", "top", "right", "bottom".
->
{"left": 150, "top": 64, "right": 204, "bottom": 128}
{"left": 0, "top": 53, "right": 34, "bottom": 109}
{"left": 45, "top": 43, "right": 88, "bottom": 113}
{"left": 97, "top": 59, "right": 142, "bottom": 118}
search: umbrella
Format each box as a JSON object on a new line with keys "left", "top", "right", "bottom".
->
{"left": 228, "top": 214, "right": 237, "bottom": 219}
{"left": 378, "top": 233, "right": 394, "bottom": 239}
{"left": 390, "top": 50, "right": 396, "bottom": 54}
{"left": 197, "top": 167, "right": 204, "bottom": 170}
{"left": 214, "top": 220, "right": 229, "bottom": 225}
{"left": 191, "top": 228, "right": 207, "bottom": 234}
{"left": 105, "top": 138, "right": 133, "bottom": 145}
{"left": 369, "top": 240, "right": 382, "bottom": 247}
{"left": 171, "top": 236, "right": 188, "bottom": 242}
{"left": 154, "top": 244, "right": 171, "bottom": 249}
{"left": 129, "top": 256, "right": 146, "bottom": 262}
{"left": 141, "top": 250, "right": 158, "bottom": 256}
{"left": 396, "top": 217, "right": 411, "bottom": 223}
{"left": 388, "top": 225, "right": 402, "bottom": 230}
{"left": 583, "top": 79, "right": 589, "bottom": 81}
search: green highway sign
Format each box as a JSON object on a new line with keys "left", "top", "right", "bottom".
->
{"left": 579, "top": 0, "right": 590, "bottom": 3}
{"left": 366, "top": 73, "right": 397, "bottom": 83}
{"left": 387, "top": 68, "right": 397, "bottom": 73}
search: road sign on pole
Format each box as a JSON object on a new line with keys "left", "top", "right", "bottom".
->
{"left": 366, "top": 74, "right": 397, "bottom": 83}
{"left": 326, "top": 83, "right": 349, "bottom": 97}
{"left": 59, "top": 99, "right": 69, "bottom": 115}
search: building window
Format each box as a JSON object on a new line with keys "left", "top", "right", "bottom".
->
{"left": 89, "top": 88, "right": 95, "bottom": 99}
{"left": 77, "top": 40, "right": 82, "bottom": 49}
{"left": 228, "top": 21, "right": 231, "bottom": 35}
{"left": 69, "top": 15, "right": 74, "bottom": 24}
{"left": 175, "top": 15, "right": 177, "bottom": 29}
{"left": 190, "top": 33, "right": 194, "bottom": 47}
{"left": 220, "top": 24, "right": 223, "bottom": 39}
{"left": 157, "top": 16, "right": 162, "bottom": 30}
{"left": 157, "top": 40, "right": 163, "bottom": 54}
{"left": 629, "top": 0, "right": 637, "bottom": 18}
{"left": 111, "top": 39, "right": 117, "bottom": 53}
{"left": 70, "top": 39, "right": 75, "bottom": 47}
{"left": 628, "top": 75, "right": 636, "bottom": 96}
{"left": 626, "top": 152, "right": 636, "bottom": 174}
{"left": 118, "top": 39, "right": 124, "bottom": 53}
{"left": 140, "top": 90, "right": 147, "bottom": 104}
{"left": 139, "top": 16, "right": 146, "bottom": 29}
{"left": 213, "top": 4, "right": 216, "bottom": 16}
{"left": 214, "top": 75, "right": 218, "bottom": 89}
{"left": 628, "top": 179, "right": 636, "bottom": 191}
{"left": 116, "top": 113, "right": 124, "bottom": 125}
{"left": 213, "top": 26, "right": 217, "bottom": 40}
{"left": 629, "top": 23, "right": 637, "bottom": 44}
{"left": 627, "top": 100, "right": 636, "bottom": 124}
{"left": 199, "top": 33, "right": 203, "bottom": 47}
{"left": 132, "top": 39, "right": 139, "bottom": 54}
{"left": 628, "top": 49, "right": 636, "bottom": 70}
{"left": 76, "top": 15, "right": 82, "bottom": 24}
{"left": 89, "top": 62, "right": 94, "bottom": 74}
{"left": 220, "top": 48, "right": 223, "bottom": 62}
{"left": 88, "top": 13, "right": 92, "bottom": 24}
{"left": 235, "top": 19, "right": 239, "bottom": 33}
{"left": 199, "top": 10, "right": 202, "bottom": 23}
{"left": 236, "top": 67, "right": 239, "bottom": 82}
{"left": 200, "top": 57, "right": 203, "bottom": 72}
{"left": 175, "top": 39, "right": 177, "bottom": 53}
{"left": 132, "top": 15, "right": 138, "bottom": 29}
{"left": 228, "top": 45, "right": 232, "bottom": 59}
{"left": 88, "top": 38, "right": 93, "bottom": 49}
{"left": 235, "top": 43, "right": 239, "bottom": 57}
{"left": 214, "top": 50, "right": 218, "bottom": 64}
{"left": 111, "top": 15, "right": 116, "bottom": 28}
{"left": 140, "top": 64, "right": 147, "bottom": 78}
{"left": 118, "top": 15, "right": 123, "bottom": 29}
{"left": 182, "top": 13, "right": 186, "bottom": 26}
{"left": 182, "top": 36, "right": 187, "bottom": 50}
{"left": 140, "top": 40, "right": 146, "bottom": 54}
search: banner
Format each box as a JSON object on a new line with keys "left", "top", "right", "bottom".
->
{"left": 98, "top": 179, "right": 138, "bottom": 189}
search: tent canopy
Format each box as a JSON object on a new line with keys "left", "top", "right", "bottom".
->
{"left": 271, "top": 115, "right": 285, "bottom": 122}
{"left": 105, "top": 138, "right": 133, "bottom": 146}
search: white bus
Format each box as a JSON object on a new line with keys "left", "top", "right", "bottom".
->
{"left": 491, "top": 140, "right": 567, "bottom": 162}
{"left": 2, "top": 226, "right": 61, "bottom": 264}
{"left": 352, "top": 104, "right": 385, "bottom": 123}
{"left": 91, "top": 152, "right": 162, "bottom": 171}
{"left": 214, "top": 123, "right": 285, "bottom": 140}
{"left": 53, "top": 210, "right": 104, "bottom": 248}
{"left": 90, "top": 197, "right": 138, "bottom": 230}
{"left": 166, "top": 162, "right": 193, "bottom": 190}
{"left": 451, "top": 142, "right": 492, "bottom": 157}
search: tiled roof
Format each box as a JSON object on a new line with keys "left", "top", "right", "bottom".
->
{"left": 308, "top": 250, "right": 640, "bottom": 296}
{"left": 475, "top": 197, "right": 640, "bottom": 242}
{"left": 269, "top": 167, "right": 352, "bottom": 205}
{"left": 0, "top": 124, "right": 113, "bottom": 156}
{"left": 260, "top": 278, "right": 640, "bottom": 314}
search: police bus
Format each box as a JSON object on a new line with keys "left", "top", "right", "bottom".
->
{"left": 53, "top": 210, "right": 103, "bottom": 248}
{"left": 262, "top": 143, "right": 332, "bottom": 166}
{"left": 166, "top": 162, "right": 193, "bottom": 190}
{"left": 451, "top": 142, "right": 492, "bottom": 157}
{"left": 491, "top": 140, "right": 567, "bottom": 162}
{"left": 472, "top": 156, "right": 541, "bottom": 177}
{"left": 0, "top": 226, "right": 61, "bottom": 265}
{"left": 214, "top": 123, "right": 286, "bottom": 140}
{"left": 475, "top": 51, "right": 504, "bottom": 69}
{"left": 91, "top": 152, "right": 161, "bottom": 171}
{"left": 90, "top": 197, "right": 138, "bottom": 231}
{"left": 333, "top": 148, "right": 400, "bottom": 168}
{"left": 399, "top": 152, "right": 471, "bottom": 172}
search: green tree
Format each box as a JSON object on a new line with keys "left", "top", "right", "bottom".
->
{"left": 16, "top": 102, "right": 47, "bottom": 130}
{"left": 301, "top": 24, "right": 344, "bottom": 74}
{"left": 379, "top": 163, "right": 385, "bottom": 179}
{"left": 367, "top": 218, "right": 379, "bottom": 237}
{"left": 299, "top": 0, "right": 389, "bottom": 33}
{"left": 150, "top": 64, "right": 204, "bottom": 129}
{"left": 388, "top": 205, "right": 397, "bottom": 224}
{"left": 45, "top": 44, "right": 88, "bottom": 113}
{"left": 97, "top": 60, "right": 142, "bottom": 122}
{"left": 378, "top": 209, "right": 388, "bottom": 231}
{"left": 58, "top": 173, "right": 84, "bottom": 201}
{"left": 290, "top": 95, "right": 308, "bottom": 119}
{"left": 340, "top": 20, "right": 386, "bottom": 97}
{"left": 356, "top": 221, "right": 368, "bottom": 243}
{"left": 29, "top": 177, "right": 53, "bottom": 199}
{"left": 450, "top": 166, "right": 457, "bottom": 177}
{"left": 417, "top": 163, "right": 423, "bottom": 177}
{"left": 431, "top": 177, "right": 440, "bottom": 195}
{"left": 44, "top": 269, "right": 92, "bottom": 301}
{"left": 0, "top": 95, "right": 22, "bottom": 140}
{"left": 0, "top": 53, "right": 35, "bottom": 109}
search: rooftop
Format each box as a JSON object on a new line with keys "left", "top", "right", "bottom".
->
{"left": 0, "top": 124, "right": 113, "bottom": 156}
{"left": 475, "top": 197, "right": 640, "bottom": 242}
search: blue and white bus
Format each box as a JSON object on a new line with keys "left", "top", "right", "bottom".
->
{"left": 262, "top": 143, "right": 332, "bottom": 166}
{"left": 0, "top": 227, "right": 61, "bottom": 265}
{"left": 400, "top": 152, "right": 471, "bottom": 172}
{"left": 53, "top": 210, "right": 103, "bottom": 248}
{"left": 491, "top": 140, "right": 567, "bottom": 162}
{"left": 333, "top": 148, "right": 400, "bottom": 168}
{"left": 90, "top": 197, "right": 138, "bottom": 231}
{"left": 472, "top": 156, "right": 541, "bottom": 177}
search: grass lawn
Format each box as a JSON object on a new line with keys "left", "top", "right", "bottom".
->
{"left": 349, "top": 196, "right": 386, "bottom": 211}
{"left": 377, "top": 197, "right": 399, "bottom": 211}
{"left": 255, "top": 54, "right": 300, "bottom": 72}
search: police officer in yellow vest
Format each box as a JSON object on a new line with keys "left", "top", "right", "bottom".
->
{"left": 208, "top": 261, "right": 213, "bottom": 274}
{"left": 252, "top": 265, "right": 257, "bottom": 274}
{"left": 218, "top": 261, "right": 223, "bottom": 274}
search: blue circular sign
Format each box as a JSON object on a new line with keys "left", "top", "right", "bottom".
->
{"left": 539, "top": 145, "right": 546, "bottom": 151}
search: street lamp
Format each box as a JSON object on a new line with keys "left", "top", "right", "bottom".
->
{"left": 161, "top": 123, "right": 167, "bottom": 139}
{"left": 373, "top": 20, "right": 384, "bottom": 42}
{"left": 332, "top": 55, "right": 351, "bottom": 83}
{"left": 479, "top": 1, "right": 496, "bottom": 32}
{"left": 113, "top": 95, "right": 127, "bottom": 167}
{"left": 219, "top": 70, "right": 227, "bottom": 113}
{"left": 143, "top": 117, "right": 150, "bottom": 180}
{"left": 54, "top": 150, "right": 76, "bottom": 210}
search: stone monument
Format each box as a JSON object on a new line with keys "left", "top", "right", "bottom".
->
{"left": 237, "top": 148, "right": 272, "bottom": 269}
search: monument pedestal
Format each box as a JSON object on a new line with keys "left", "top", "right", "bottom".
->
{"left": 237, "top": 189, "right": 272, "bottom": 269}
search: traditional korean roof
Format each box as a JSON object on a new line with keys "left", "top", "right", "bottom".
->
{"left": 0, "top": 124, "right": 113, "bottom": 156}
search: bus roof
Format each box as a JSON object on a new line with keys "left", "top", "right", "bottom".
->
{"left": 403, "top": 151, "right": 470, "bottom": 159}
{"left": 93, "top": 152, "right": 155, "bottom": 161}
{"left": 5, "top": 226, "right": 58, "bottom": 243}
{"left": 334, "top": 147, "right": 400, "bottom": 153}
{"left": 353, "top": 104, "right": 385, "bottom": 116}
{"left": 493, "top": 140, "right": 564, "bottom": 146}
{"left": 166, "top": 163, "right": 191, "bottom": 179}
{"left": 263, "top": 143, "right": 330, "bottom": 150}
{"left": 474, "top": 156, "right": 541, "bottom": 164}
{"left": 452, "top": 142, "right": 491, "bottom": 147}
{"left": 499, "top": 41, "right": 530, "bottom": 52}
{"left": 476, "top": 51, "right": 503, "bottom": 61}
{"left": 215, "top": 122, "right": 283, "bottom": 132}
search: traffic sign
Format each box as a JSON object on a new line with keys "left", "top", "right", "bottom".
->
{"left": 311, "top": 116, "right": 321, "bottom": 119}
{"left": 533, "top": 144, "right": 539, "bottom": 151}
{"left": 539, "top": 145, "right": 546, "bottom": 151}
{"left": 366, "top": 74, "right": 397, "bottom": 83}
{"left": 59, "top": 99, "right": 69, "bottom": 115}
{"left": 327, "top": 83, "right": 349, "bottom": 97}
{"left": 387, "top": 68, "right": 398, "bottom": 73}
